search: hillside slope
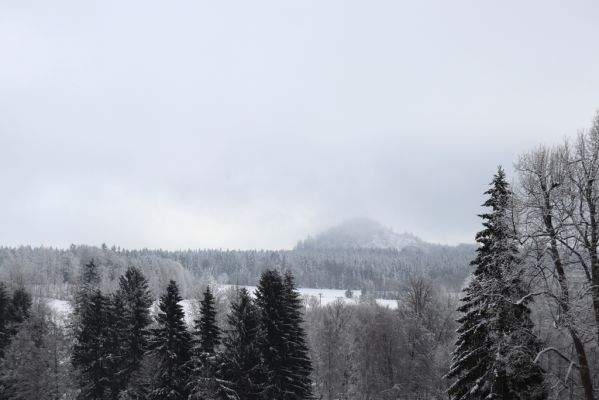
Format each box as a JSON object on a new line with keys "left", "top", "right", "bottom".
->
{"left": 296, "top": 218, "right": 426, "bottom": 250}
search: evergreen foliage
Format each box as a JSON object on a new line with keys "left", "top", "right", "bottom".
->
{"left": 72, "top": 288, "right": 112, "bottom": 400}
{"left": 188, "top": 285, "right": 223, "bottom": 400}
{"left": 81, "top": 260, "right": 101, "bottom": 289}
{"left": 75, "top": 260, "right": 101, "bottom": 317}
{"left": 255, "top": 269, "right": 314, "bottom": 400}
{"left": 197, "top": 285, "right": 221, "bottom": 354}
{"left": 0, "top": 283, "right": 12, "bottom": 356}
{"left": 117, "top": 267, "right": 153, "bottom": 395}
{"left": 6, "top": 287, "right": 32, "bottom": 328}
{"left": 148, "top": 280, "right": 191, "bottom": 400}
{"left": 106, "top": 292, "right": 128, "bottom": 399}
{"left": 0, "top": 305, "right": 74, "bottom": 400}
{"left": 218, "top": 288, "right": 266, "bottom": 400}
{"left": 446, "top": 167, "right": 547, "bottom": 400}
{"left": 0, "top": 285, "right": 33, "bottom": 399}
{"left": 282, "top": 272, "right": 314, "bottom": 399}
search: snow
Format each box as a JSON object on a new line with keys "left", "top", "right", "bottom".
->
{"left": 43, "top": 298, "right": 73, "bottom": 325}
{"left": 42, "top": 285, "right": 397, "bottom": 325}
{"left": 218, "top": 285, "right": 398, "bottom": 309}
{"left": 177, "top": 299, "right": 197, "bottom": 326}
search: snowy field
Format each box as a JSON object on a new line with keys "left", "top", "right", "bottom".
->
{"left": 43, "top": 285, "right": 397, "bottom": 325}
{"left": 219, "top": 285, "right": 398, "bottom": 308}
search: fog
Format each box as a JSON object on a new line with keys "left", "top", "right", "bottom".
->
{"left": 1, "top": 0, "right": 598, "bottom": 249}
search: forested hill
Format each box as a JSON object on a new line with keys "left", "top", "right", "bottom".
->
{"left": 296, "top": 218, "right": 427, "bottom": 250}
{"left": 0, "top": 241, "right": 475, "bottom": 300}
{"left": 158, "top": 244, "right": 475, "bottom": 293}
{"left": 0, "top": 215, "right": 474, "bottom": 301}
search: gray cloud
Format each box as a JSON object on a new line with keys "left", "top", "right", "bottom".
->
{"left": 1, "top": 0, "right": 599, "bottom": 249}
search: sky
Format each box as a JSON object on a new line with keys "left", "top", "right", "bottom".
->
{"left": 1, "top": 0, "right": 599, "bottom": 250}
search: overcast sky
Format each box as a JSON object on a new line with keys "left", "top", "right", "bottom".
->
{"left": 1, "top": 1, "right": 599, "bottom": 250}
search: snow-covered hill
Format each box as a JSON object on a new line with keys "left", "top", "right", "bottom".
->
{"left": 297, "top": 218, "right": 425, "bottom": 250}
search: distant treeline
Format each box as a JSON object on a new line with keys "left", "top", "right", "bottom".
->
{"left": 0, "top": 243, "right": 475, "bottom": 299}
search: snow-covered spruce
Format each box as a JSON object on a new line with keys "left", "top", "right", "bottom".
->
{"left": 147, "top": 280, "right": 192, "bottom": 400}
{"left": 446, "top": 167, "right": 547, "bottom": 400}
{"left": 256, "top": 269, "right": 314, "bottom": 400}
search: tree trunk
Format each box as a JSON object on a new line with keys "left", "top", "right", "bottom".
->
{"left": 571, "top": 330, "right": 595, "bottom": 400}
{"left": 542, "top": 187, "right": 595, "bottom": 400}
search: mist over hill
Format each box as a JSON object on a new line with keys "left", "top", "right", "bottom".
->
{"left": 296, "top": 218, "right": 427, "bottom": 250}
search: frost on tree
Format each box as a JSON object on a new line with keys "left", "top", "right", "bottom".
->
{"left": 446, "top": 167, "right": 547, "bottom": 400}
{"left": 148, "top": 280, "right": 192, "bottom": 400}
{"left": 256, "top": 269, "right": 314, "bottom": 400}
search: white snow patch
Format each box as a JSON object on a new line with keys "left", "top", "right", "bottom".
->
{"left": 219, "top": 285, "right": 397, "bottom": 309}
{"left": 43, "top": 298, "right": 73, "bottom": 325}
{"left": 178, "top": 299, "right": 196, "bottom": 326}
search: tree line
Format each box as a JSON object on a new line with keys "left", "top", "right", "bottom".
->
{"left": 0, "top": 266, "right": 314, "bottom": 400}
{"left": 0, "top": 241, "right": 474, "bottom": 301}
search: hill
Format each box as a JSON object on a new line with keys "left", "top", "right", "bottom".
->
{"left": 296, "top": 218, "right": 426, "bottom": 250}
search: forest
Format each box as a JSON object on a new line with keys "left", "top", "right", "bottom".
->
{"left": 1, "top": 112, "right": 599, "bottom": 400}
{"left": 0, "top": 242, "right": 475, "bottom": 300}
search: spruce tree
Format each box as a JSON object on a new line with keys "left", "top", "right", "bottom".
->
{"left": 0, "top": 283, "right": 12, "bottom": 356}
{"left": 282, "top": 272, "right": 314, "bottom": 399}
{"left": 0, "top": 284, "right": 33, "bottom": 398}
{"left": 148, "top": 280, "right": 191, "bottom": 400}
{"left": 0, "top": 306, "right": 71, "bottom": 400}
{"left": 255, "top": 270, "right": 287, "bottom": 399}
{"left": 106, "top": 292, "right": 128, "bottom": 399}
{"left": 7, "top": 287, "right": 32, "bottom": 328}
{"left": 446, "top": 167, "right": 547, "bottom": 400}
{"left": 255, "top": 269, "right": 314, "bottom": 400}
{"left": 218, "top": 288, "right": 266, "bottom": 400}
{"left": 197, "top": 285, "right": 221, "bottom": 354}
{"left": 188, "top": 285, "right": 223, "bottom": 400}
{"left": 72, "top": 288, "right": 112, "bottom": 400}
{"left": 117, "top": 267, "right": 153, "bottom": 394}
{"left": 81, "top": 260, "right": 100, "bottom": 288}
{"left": 75, "top": 260, "right": 101, "bottom": 316}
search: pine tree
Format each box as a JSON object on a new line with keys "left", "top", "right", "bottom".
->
{"left": 255, "top": 269, "right": 314, "bottom": 400}
{"left": 148, "top": 280, "right": 191, "bottom": 400}
{"left": 218, "top": 288, "right": 266, "bottom": 400}
{"left": 446, "top": 167, "right": 547, "bottom": 400}
{"left": 72, "top": 288, "right": 112, "bottom": 400}
{"left": 188, "top": 285, "right": 223, "bottom": 400}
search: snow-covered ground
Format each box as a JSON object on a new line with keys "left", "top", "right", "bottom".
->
{"left": 42, "top": 298, "right": 73, "bottom": 325}
{"left": 220, "top": 285, "right": 397, "bottom": 309}
{"left": 43, "top": 285, "right": 397, "bottom": 326}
